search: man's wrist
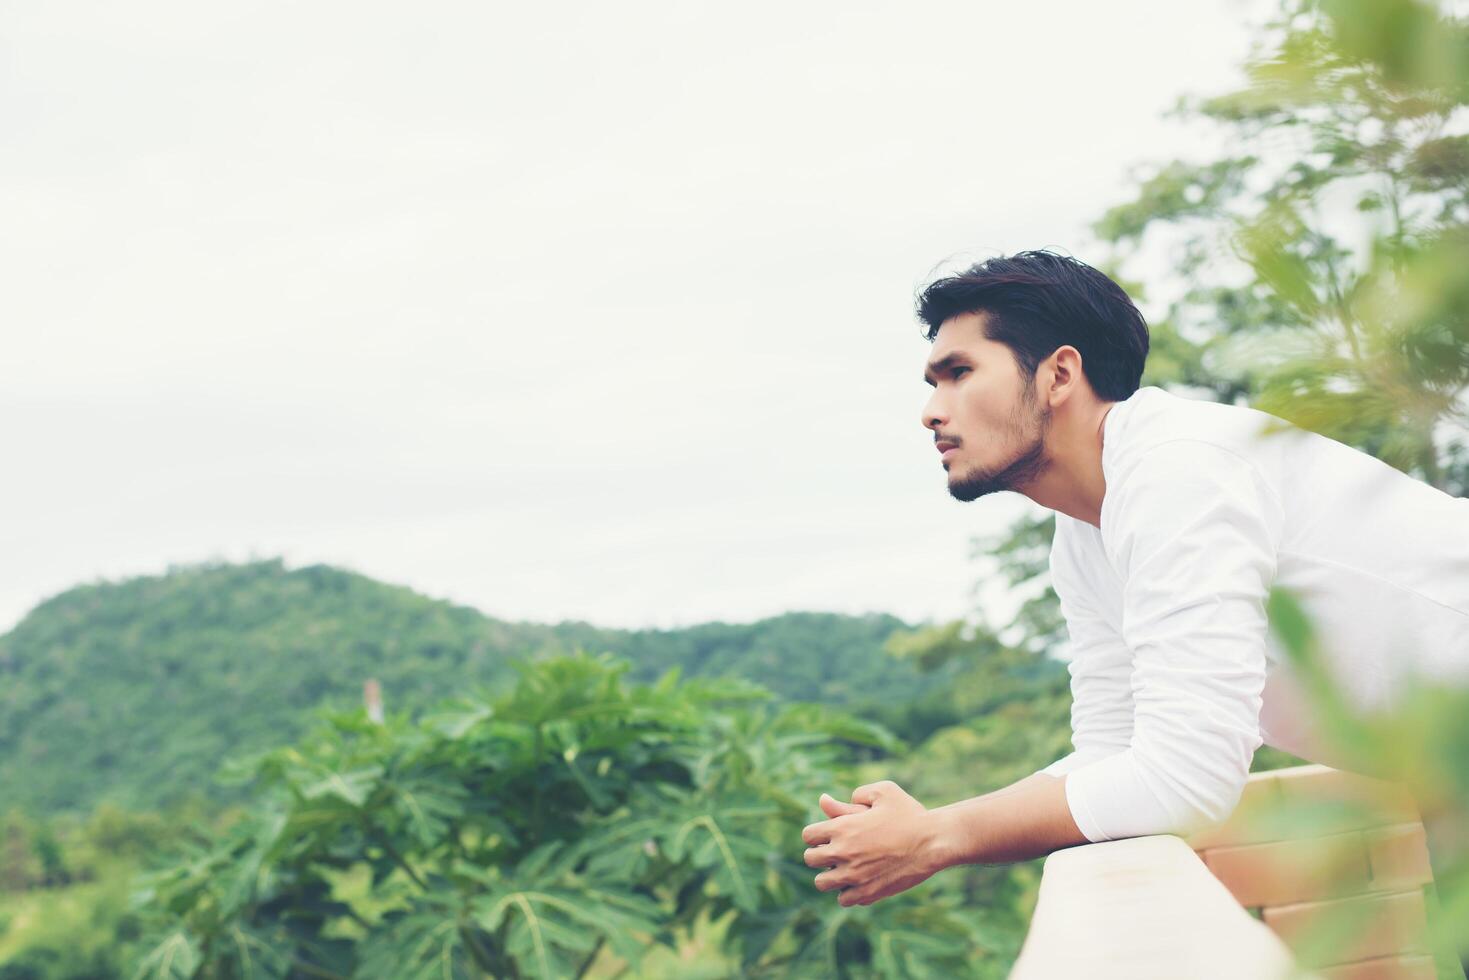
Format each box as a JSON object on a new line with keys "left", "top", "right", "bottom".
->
{"left": 918, "top": 773, "right": 1084, "bottom": 870}
{"left": 920, "top": 805, "right": 964, "bottom": 875}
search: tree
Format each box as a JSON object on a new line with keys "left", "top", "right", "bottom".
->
{"left": 962, "top": 0, "right": 1469, "bottom": 967}
{"left": 953, "top": 0, "right": 1468, "bottom": 754}
{"left": 1093, "top": 0, "right": 1469, "bottom": 493}
{"left": 130, "top": 654, "right": 1017, "bottom": 979}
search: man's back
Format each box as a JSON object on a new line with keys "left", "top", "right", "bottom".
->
{"left": 1044, "top": 385, "right": 1469, "bottom": 840}
{"left": 1104, "top": 386, "right": 1469, "bottom": 697}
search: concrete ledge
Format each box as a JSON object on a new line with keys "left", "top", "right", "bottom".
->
{"left": 1008, "top": 835, "right": 1303, "bottom": 980}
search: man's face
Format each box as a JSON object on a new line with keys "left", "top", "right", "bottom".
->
{"left": 920, "top": 312, "right": 1052, "bottom": 502}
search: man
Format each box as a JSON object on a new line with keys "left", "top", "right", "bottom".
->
{"left": 800, "top": 250, "right": 1469, "bottom": 918}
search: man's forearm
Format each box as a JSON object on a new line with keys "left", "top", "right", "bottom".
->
{"left": 925, "top": 772, "right": 1091, "bottom": 869}
{"left": 939, "top": 771, "right": 1058, "bottom": 808}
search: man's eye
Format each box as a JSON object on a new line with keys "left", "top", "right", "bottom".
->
{"left": 953, "top": 367, "right": 970, "bottom": 379}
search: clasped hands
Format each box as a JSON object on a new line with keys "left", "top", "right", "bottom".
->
{"left": 799, "top": 779, "right": 946, "bottom": 907}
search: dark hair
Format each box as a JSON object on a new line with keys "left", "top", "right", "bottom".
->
{"left": 915, "top": 250, "right": 1149, "bottom": 402}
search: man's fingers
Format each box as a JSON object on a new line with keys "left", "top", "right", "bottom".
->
{"left": 803, "top": 845, "right": 838, "bottom": 869}
{"left": 838, "top": 886, "right": 868, "bottom": 907}
{"left": 813, "top": 868, "right": 851, "bottom": 893}
{"left": 801, "top": 819, "right": 836, "bottom": 846}
{"left": 851, "top": 779, "right": 899, "bottom": 807}
{"left": 818, "top": 792, "right": 868, "bottom": 819}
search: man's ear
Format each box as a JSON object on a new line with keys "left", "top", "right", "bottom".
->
{"left": 1046, "top": 345, "right": 1085, "bottom": 407}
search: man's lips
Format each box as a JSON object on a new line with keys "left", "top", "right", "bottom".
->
{"left": 935, "top": 441, "right": 959, "bottom": 454}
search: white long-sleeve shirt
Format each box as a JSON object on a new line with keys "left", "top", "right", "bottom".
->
{"left": 1037, "top": 385, "right": 1469, "bottom": 843}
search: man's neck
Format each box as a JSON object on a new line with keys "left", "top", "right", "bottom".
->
{"left": 1021, "top": 401, "right": 1116, "bottom": 529}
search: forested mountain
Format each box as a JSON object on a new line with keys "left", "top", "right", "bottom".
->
{"left": 0, "top": 560, "right": 938, "bottom": 816}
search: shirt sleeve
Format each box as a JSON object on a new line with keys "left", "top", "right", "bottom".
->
{"left": 1037, "top": 517, "right": 1135, "bottom": 778}
{"left": 1062, "top": 439, "right": 1281, "bottom": 843}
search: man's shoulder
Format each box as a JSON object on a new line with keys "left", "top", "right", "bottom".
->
{"left": 1106, "top": 387, "right": 1296, "bottom": 486}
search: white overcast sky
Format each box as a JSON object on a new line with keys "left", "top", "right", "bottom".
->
{"left": 2, "top": 0, "right": 1263, "bottom": 633}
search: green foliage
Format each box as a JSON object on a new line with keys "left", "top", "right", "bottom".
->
{"left": 1091, "top": 0, "right": 1469, "bottom": 495}
{"left": 14, "top": 4, "right": 1469, "bottom": 978}
{"left": 936, "top": 1, "right": 1467, "bottom": 964}
{"left": 0, "top": 561, "right": 533, "bottom": 817}
{"left": 876, "top": 505, "right": 1071, "bottom": 744}
{"left": 0, "top": 872, "right": 147, "bottom": 979}
{"left": 558, "top": 611, "right": 948, "bottom": 711}
{"left": 865, "top": 599, "right": 1077, "bottom": 968}
{"left": 1077, "top": 0, "right": 1469, "bottom": 970}
{"left": 130, "top": 654, "right": 1013, "bottom": 979}
{"left": 0, "top": 561, "right": 935, "bottom": 818}
{"left": 1268, "top": 586, "right": 1469, "bottom": 967}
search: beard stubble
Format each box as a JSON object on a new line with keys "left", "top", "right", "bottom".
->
{"left": 946, "top": 382, "right": 1053, "bottom": 503}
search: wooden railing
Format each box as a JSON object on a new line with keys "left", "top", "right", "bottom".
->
{"left": 1009, "top": 765, "right": 1443, "bottom": 979}
{"left": 1008, "top": 833, "right": 1299, "bottom": 979}
{"left": 1186, "top": 765, "right": 1438, "bottom": 977}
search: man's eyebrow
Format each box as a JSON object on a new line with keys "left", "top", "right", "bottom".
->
{"left": 923, "top": 351, "right": 974, "bottom": 385}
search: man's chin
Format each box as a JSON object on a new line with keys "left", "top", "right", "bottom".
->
{"left": 943, "top": 408, "right": 1051, "bottom": 503}
{"left": 948, "top": 483, "right": 1007, "bottom": 503}
{"left": 946, "top": 451, "right": 1047, "bottom": 502}
{"left": 946, "top": 469, "right": 1009, "bottom": 502}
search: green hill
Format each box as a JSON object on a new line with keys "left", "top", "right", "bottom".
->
{"left": 0, "top": 560, "right": 935, "bottom": 815}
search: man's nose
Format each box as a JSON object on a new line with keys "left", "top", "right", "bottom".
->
{"left": 921, "top": 392, "right": 947, "bottom": 431}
